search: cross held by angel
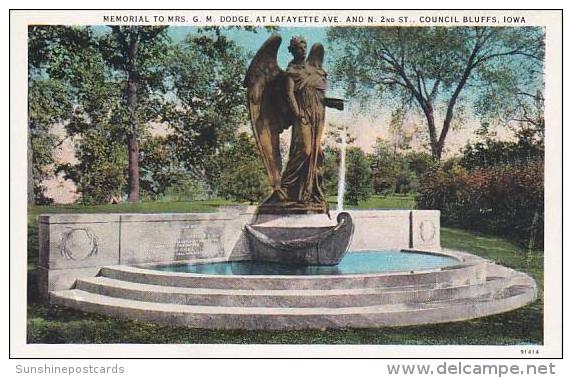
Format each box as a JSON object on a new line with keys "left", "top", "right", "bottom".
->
{"left": 244, "top": 34, "right": 344, "bottom": 214}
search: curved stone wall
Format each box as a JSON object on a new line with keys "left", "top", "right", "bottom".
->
{"left": 38, "top": 208, "right": 440, "bottom": 297}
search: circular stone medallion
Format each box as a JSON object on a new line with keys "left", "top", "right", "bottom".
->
{"left": 419, "top": 220, "right": 436, "bottom": 242}
{"left": 60, "top": 228, "right": 98, "bottom": 260}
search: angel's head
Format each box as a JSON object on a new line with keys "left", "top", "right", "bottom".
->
{"left": 288, "top": 36, "right": 307, "bottom": 61}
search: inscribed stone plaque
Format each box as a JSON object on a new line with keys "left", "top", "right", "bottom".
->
{"left": 348, "top": 210, "right": 411, "bottom": 251}
{"left": 119, "top": 216, "right": 228, "bottom": 264}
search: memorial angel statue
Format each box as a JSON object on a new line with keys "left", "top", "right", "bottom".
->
{"left": 244, "top": 34, "right": 343, "bottom": 214}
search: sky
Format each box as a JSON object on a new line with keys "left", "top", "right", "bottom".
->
{"left": 168, "top": 27, "right": 329, "bottom": 68}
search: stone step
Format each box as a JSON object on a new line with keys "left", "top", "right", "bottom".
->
{"left": 75, "top": 275, "right": 511, "bottom": 308}
{"left": 99, "top": 263, "right": 487, "bottom": 290}
{"left": 50, "top": 284, "right": 537, "bottom": 330}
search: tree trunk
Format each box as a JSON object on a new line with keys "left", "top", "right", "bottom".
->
{"left": 126, "top": 35, "right": 140, "bottom": 202}
{"left": 435, "top": 119, "right": 450, "bottom": 160}
{"left": 27, "top": 130, "right": 35, "bottom": 204}
{"left": 422, "top": 103, "right": 441, "bottom": 161}
{"left": 433, "top": 44, "right": 478, "bottom": 162}
{"left": 127, "top": 132, "right": 139, "bottom": 202}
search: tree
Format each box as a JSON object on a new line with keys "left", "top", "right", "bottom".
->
{"left": 76, "top": 26, "right": 169, "bottom": 203}
{"left": 388, "top": 107, "right": 412, "bottom": 154}
{"left": 138, "top": 136, "right": 189, "bottom": 200}
{"left": 474, "top": 51, "right": 545, "bottom": 131}
{"left": 57, "top": 127, "right": 127, "bottom": 204}
{"left": 369, "top": 139, "right": 398, "bottom": 194}
{"left": 322, "top": 146, "right": 339, "bottom": 195}
{"left": 460, "top": 127, "right": 544, "bottom": 170}
{"left": 163, "top": 31, "right": 248, "bottom": 190}
{"left": 40, "top": 26, "right": 128, "bottom": 204}
{"left": 405, "top": 150, "right": 434, "bottom": 178}
{"left": 100, "top": 26, "right": 170, "bottom": 202}
{"left": 28, "top": 26, "right": 171, "bottom": 204}
{"left": 27, "top": 26, "right": 87, "bottom": 204}
{"left": 328, "top": 27, "right": 544, "bottom": 160}
{"left": 368, "top": 138, "right": 415, "bottom": 195}
{"left": 367, "top": 139, "right": 433, "bottom": 195}
{"left": 27, "top": 79, "right": 70, "bottom": 204}
{"left": 345, "top": 147, "right": 372, "bottom": 205}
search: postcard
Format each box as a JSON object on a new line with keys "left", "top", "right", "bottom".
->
{"left": 9, "top": 9, "right": 562, "bottom": 359}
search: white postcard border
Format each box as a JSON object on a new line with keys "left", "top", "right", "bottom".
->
{"left": 9, "top": 9, "right": 563, "bottom": 358}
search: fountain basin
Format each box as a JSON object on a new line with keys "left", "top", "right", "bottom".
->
{"left": 40, "top": 209, "right": 537, "bottom": 330}
{"left": 37, "top": 208, "right": 441, "bottom": 296}
{"left": 148, "top": 250, "right": 460, "bottom": 275}
{"left": 49, "top": 249, "right": 536, "bottom": 329}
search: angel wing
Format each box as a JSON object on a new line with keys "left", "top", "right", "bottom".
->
{"left": 307, "top": 43, "right": 324, "bottom": 68}
{"left": 244, "top": 34, "right": 291, "bottom": 191}
{"left": 307, "top": 43, "right": 345, "bottom": 111}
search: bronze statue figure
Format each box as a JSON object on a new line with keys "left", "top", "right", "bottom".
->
{"left": 244, "top": 34, "right": 343, "bottom": 214}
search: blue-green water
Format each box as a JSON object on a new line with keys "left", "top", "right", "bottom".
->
{"left": 149, "top": 251, "right": 459, "bottom": 276}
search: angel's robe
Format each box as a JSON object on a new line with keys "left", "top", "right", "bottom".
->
{"left": 280, "top": 61, "right": 328, "bottom": 206}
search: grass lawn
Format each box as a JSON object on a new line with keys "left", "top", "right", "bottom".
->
{"left": 26, "top": 200, "right": 542, "bottom": 345}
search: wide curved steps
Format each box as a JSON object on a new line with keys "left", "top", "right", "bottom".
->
{"left": 97, "top": 263, "right": 486, "bottom": 290}
{"left": 73, "top": 275, "right": 514, "bottom": 308}
{"left": 49, "top": 254, "right": 537, "bottom": 330}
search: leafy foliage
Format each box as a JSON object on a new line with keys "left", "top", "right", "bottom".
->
{"left": 94, "top": 26, "right": 171, "bottom": 130}
{"left": 367, "top": 139, "right": 433, "bottom": 195}
{"left": 210, "top": 133, "right": 268, "bottom": 204}
{"left": 322, "top": 146, "right": 340, "bottom": 195}
{"left": 29, "top": 26, "right": 172, "bottom": 203}
{"left": 163, "top": 33, "right": 248, "bottom": 182}
{"left": 57, "top": 127, "right": 127, "bottom": 204}
{"left": 368, "top": 139, "right": 404, "bottom": 194}
{"left": 28, "top": 79, "right": 71, "bottom": 204}
{"left": 460, "top": 121, "right": 544, "bottom": 170}
{"left": 345, "top": 147, "right": 372, "bottom": 205}
{"left": 416, "top": 159, "right": 543, "bottom": 249}
{"left": 139, "top": 136, "right": 197, "bottom": 200}
{"left": 27, "top": 26, "right": 89, "bottom": 203}
{"left": 28, "top": 26, "right": 255, "bottom": 204}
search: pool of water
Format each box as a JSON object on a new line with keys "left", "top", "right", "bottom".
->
{"left": 148, "top": 250, "right": 459, "bottom": 276}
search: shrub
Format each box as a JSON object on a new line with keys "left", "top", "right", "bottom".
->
{"left": 368, "top": 141, "right": 433, "bottom": 196}
{"left": 212, "top": 132, "right": 268, "bottom": 204}
{"left": 460, "top": 130, "right": 544, "bottom": 171}
{"left": 416, "top": 159, "right": 544, "bottom": 249}
{"left": 160, "top": 179, "right": 211, "bottom": 202}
